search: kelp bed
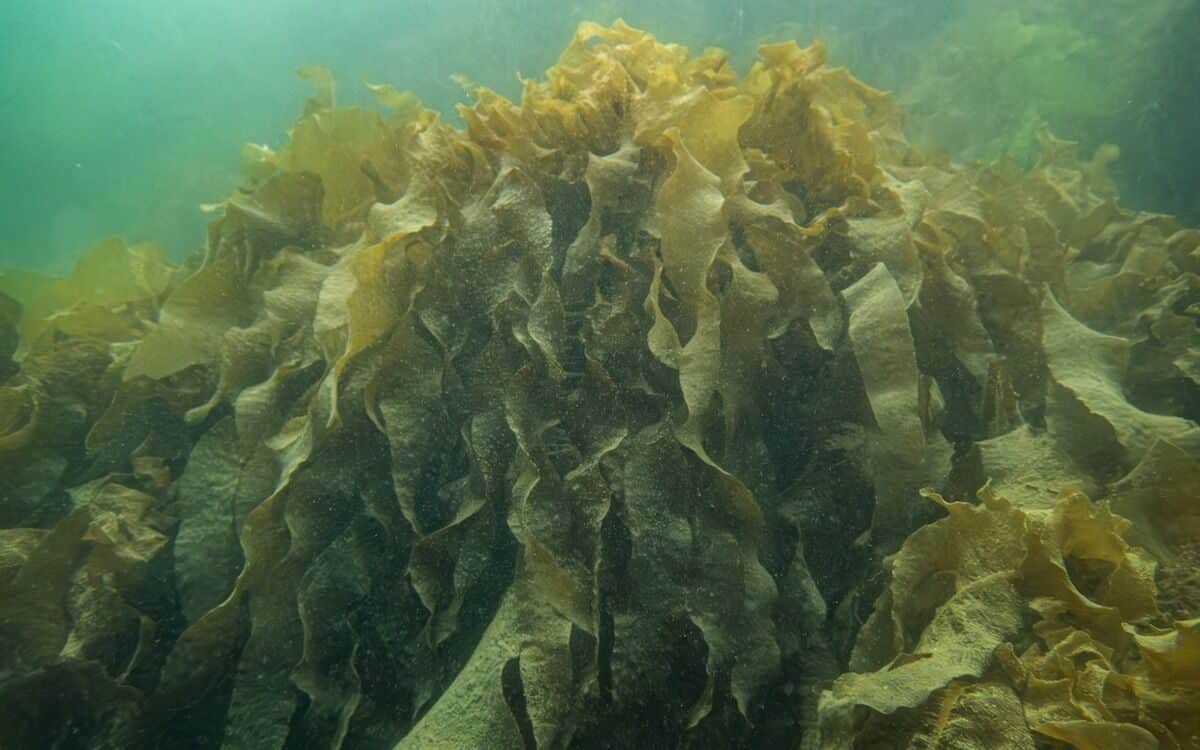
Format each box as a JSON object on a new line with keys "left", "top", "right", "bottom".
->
{"left": 2, "top": 20, "right": 1199, "bottom": 750}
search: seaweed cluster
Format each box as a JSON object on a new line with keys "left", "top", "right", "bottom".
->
{"left": 788, "top": 0, "right": 1200, "bottom": 224}
{"left": 1, "top": 21, "right": 1198, "bottom": 750}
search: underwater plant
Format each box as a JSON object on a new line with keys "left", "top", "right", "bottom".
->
{"left": 0, "top": 20, "right": 1198, "bottom": 750}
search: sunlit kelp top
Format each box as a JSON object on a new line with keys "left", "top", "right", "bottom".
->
{"left": 1, "top": 20, "right": 1199, "bottom": 750}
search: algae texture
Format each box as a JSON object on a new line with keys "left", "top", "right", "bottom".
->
{"left": 783, "top": 0, "right": 1200, "bottom": 224}
{"left": 2, "top": 20, "right": 1200, "bottom": 750}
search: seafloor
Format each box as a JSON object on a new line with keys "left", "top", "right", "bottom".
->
{"left": 1, "top": 21, "right": 1197, "bottom": 750}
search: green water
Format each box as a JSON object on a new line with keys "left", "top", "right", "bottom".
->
{"left": 2, "top": 0, "right": 1196, "bottom": 271}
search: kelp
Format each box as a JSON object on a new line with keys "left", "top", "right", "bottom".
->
{"left": 1, "top": 19, "right": 1199, "bottom": 750}
{"left": 800, "top": 0, "right": 1194, "bottom": 216}
{"left": 819, "top": 487, "right": 1180, "bottom": 748}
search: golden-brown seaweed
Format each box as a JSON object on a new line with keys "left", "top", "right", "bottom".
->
{"left": 1, "top": 20, "right": 1198, "bottom": 750}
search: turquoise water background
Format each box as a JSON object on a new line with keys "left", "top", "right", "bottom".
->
{"left": 1, "top": 0, "right": 1195, "bottom": 271}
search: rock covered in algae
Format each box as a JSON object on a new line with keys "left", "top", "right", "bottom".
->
{"left": 1, "top": 19, "right": 1199, "bottom": 750}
